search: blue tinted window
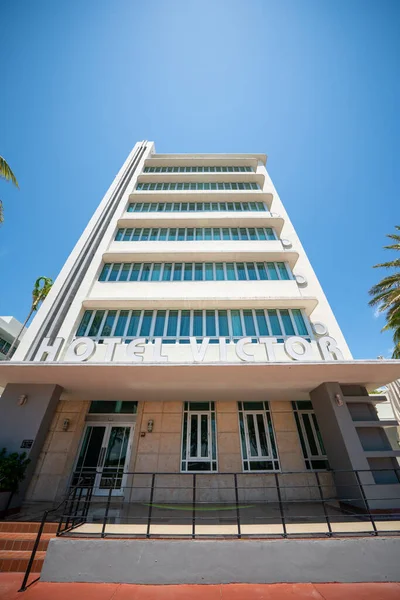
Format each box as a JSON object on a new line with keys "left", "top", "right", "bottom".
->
{"left": 231, "top": 310, "right": 243, "bottom": 336}
{"left": 99, "top": 264, "right": 111, "bottom": 281}
{"left": 268, "top": 310, "right": 282, "bottom": 335}
{"left": 218, "top": 311, "right": 229, "bottom": 336}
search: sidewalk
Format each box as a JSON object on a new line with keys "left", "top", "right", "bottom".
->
{"left": 1, "top": 574, "right": 400, "bottom": 600}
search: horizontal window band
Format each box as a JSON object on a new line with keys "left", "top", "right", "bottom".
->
{"left": 127, "top": 201, "right": 268, "bottom": 213}
{"left": 136, "top": 182, "right": 260, "bottom": 191}
{"left": 115, "top": 227, "right": 277, "bottom": 242}
{"left": 143, "top": 166, "right": 254, "bottom": 173}
{"left": 98, "top": 261, "right": 291, "bottom": 282}
{"left": 76, "top": 308, "right": 310, "bottom": 340}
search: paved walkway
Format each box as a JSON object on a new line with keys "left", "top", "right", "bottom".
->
{"left": 1, "top": 574, "right": 400, "bottom": 599}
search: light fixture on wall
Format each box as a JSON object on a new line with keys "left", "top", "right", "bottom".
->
{"left": 18, "top": 394, "right": 28, "bottom": 406}
{"left": 62, "top": 418, "right": 70, "bottom": 431}
{"left": 147, "top": 419, "right": 154, "bottom": 433}
{"left": 334, "top": 393, "right": 344, "bottom": 407}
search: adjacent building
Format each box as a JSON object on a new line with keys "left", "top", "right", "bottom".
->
{"left": 0, "top": 316, "right": 26, "bottom": 361}
{"left": 0, "top": 141, "right": 400, "bottom": 513}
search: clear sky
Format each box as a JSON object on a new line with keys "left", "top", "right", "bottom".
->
{"left": 1, "top": 0, "right": 399, "bottom": 359}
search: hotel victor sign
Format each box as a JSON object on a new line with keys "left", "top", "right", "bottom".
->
{"left": 33, "top": 335, "right": 344, "bottom": 363}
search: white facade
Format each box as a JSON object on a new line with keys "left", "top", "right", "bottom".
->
{"left": 0, "top": 316, "right": 26, "bottom": 361}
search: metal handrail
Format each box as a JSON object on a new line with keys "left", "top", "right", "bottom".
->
{"left": 18, "top": 480, "right": 84, "bottom": 593}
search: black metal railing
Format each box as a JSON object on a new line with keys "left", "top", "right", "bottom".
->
{"left": 55, "top": 468, "right": 400, "bottom": 541}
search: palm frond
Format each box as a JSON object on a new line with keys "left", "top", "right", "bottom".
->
{"left": 372, "top": 259, "right": 400, "bottom": 270}
{"left": 383, "top": 243, "right": 400, "bottom": 251}
{"left": 0, "top": 156, "right": 19, "bottom": 188}
{"left": 0, "top": 200, "right": 3, "bottom": 224}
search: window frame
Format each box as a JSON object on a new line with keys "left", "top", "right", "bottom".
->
{"left": 238, "top": 401, "right": 280, "bottom": 472}
{"left": 292, "top": 401, "right": 329, "bottom": 471}
{"left": 181, "top": 401, "right": 218, "bottom": 472}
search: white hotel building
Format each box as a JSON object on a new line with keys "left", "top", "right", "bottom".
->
{"left": 1, "top": 141, "right": 400, "bottom": 518}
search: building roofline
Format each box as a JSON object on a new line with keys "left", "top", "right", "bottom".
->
{"left": 152, "top": 153, "right": 267, "bottom": 164}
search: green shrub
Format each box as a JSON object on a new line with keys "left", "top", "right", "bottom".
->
{"left": 0, "top": 448, "right": 30, "bottom": 493}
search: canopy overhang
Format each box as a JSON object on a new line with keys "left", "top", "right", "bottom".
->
{"left": 1, "top": 360, "right": 400, "bottom": 402}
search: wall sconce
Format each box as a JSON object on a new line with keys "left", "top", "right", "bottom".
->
{"left": 62, "top": 418, "right": 70, "bottom": 431}
{"left": 334, "top": 393, "right": 344, "bottom": 407}
{"left": 147, "top": 419, "right": 154, "bottom": 433}
{"left": 18, "top": 394, "right": 28, "bottom": 406}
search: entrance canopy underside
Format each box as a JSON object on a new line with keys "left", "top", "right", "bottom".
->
{"left": 1, "top": 360, "right": 400, "bottom": 401}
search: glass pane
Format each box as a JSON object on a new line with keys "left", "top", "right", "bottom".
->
{"left": 130, "top": 264, "right": 140, "bottom": 281}
{"left": 206, "top": 311, "right": 216, "bottom": 336}
{"left": 162, "top": 263, "right": 172, "bottom": 281}
{"left": 100, "top": 311, "right": 116, "bottom": 337}
{"left": 180, "top": 310, "right": 190, "bottom": 337}
{"left": 196, "top": 228, "right": 203, "bottom": 240}
{"left": 190, "top": 415, "right": 198, "bottom": 457}
{"left": 231, "top": 310, "right": 243, "bottom": 336}
{"left": 267, "top": 263, "right": 279, "bottom": 280}
{"left": 119, "top": 264, "right": 130, "bottom": 281}
{"left": 77, "top": 310, "right": 92, "bottom": 336}
{"left": 204, "top": 228, "right": 212, "bottom": 240}
{"left": 280, "top": 310, "right": 295, "bottom": 335}
{"left": 226, "top": 263, "right": 236, "bottom": 280}
{"left": 277, "top": 262, "right": 289, "bottom": 280}
{"left": 231, "top": 228, "right": 239, "bottom": 240}
{"left": 154, "top": 311, "right": 166, "bottom": 336}
{"left": 195, "top": 263, "right": 203, "bottom": 280}
{"left": 168, "top": 228, "right": 177, "bottom": 240}
{"left": 167, "top": 311, "right": 178, "bottom": 337}
{"left": 265, "top": 228, "right": 275, "bottom": 240}
{"left": 173, "top": 263, "right": 182, "bottom": 281}
{"left": 218, "top": 311, "right": 229, "bottom": 336}
{"left": 88, "top": 311, "right": 105, "bottom": 337}
{"left": 205, "top": 263, "right": 214, "bottom": 280}
{"left": 201, "top": 415, "right": 209, "bottom": 457}
{"left": 256, "top": 228, "right": 266, "bottom": 240}
{"left": 182, "top": 413, "right": 187, "bottom": 460}
{"left": 236, "top": 263, "right": 246, "bottom": 280}
{"left": 222, "top": 228, "right": 230, "bottom": 240}
{"left": 239, "top": 413, "right": 247, "bottom": 459}
{"left": 255, "top": 310, "right": 269, "bottom": 335}
{"left": 141, "top": 264, "right": 151, "bottom": 281}
{"left": 268, "top": 310, "right": 282, "bottom": 335}
{"left": 159, "top": 228, "right": 167, "bottom": 241}
{"left": 109, "top": 264, "right": 121, "bottom": 282}
{"left": 215, "top": 263, "right": 224, "bottom": 280}
{"left": 246, "top": 263, "right": 257, "bottom": 280}
{"left": 256, "top": 263, "right": 268, "bottom": 280}
{"left": 123, "top": 229, "right": 133, "bottom": 241}
{"left": 76, "top": 426, "right": 105, "bottom": 471}
{"left": 114, "top": 311, "right": 129, "bottom": 336}
{"left": 247, "top": 414, "right": 258, "bottom": 456}
{"left": 193, "top": 310, "right": 203, "bottom": 336}
{"left": 212, "top": 228, "right": 221, "bottom": 240}
{"left": 312, "top": 414, "right": 326, "bottom": 454}
{"left": 127, "top": 311, "right": 141, "bottom": 336}
{"left": 101, "top": 427, "right": 130, "bottom": 489}
{"left": 303, "top": 414, "right": 319, "bottom": 456}
{"left": 99, "top": 264, "right": 111, "bottom": 281}
{"left": 243, "top": 310, "right": 256, "bottom": 336}
{"left": 257, "top": 414, "right": 269, "bottom": 456}
{"left": 186, "top": 228, "right": 194, "bottom": 241}
{"left": 292, "top": 309, "right": 308, "bottom": 335}
{"left": 151, "top": 264, "right": 161, "bottom": 281}
{"left": 239, "top": 228, "right": 248, "bottom": 240}
{"left": 184, "top": 263, "right": 193, "bottom": 280}
{"left": 89, "top": 401, "right": 137, "bottom": 414}
{"left": 248, "top": 228, "right": 257, "bottom": 240}
{"left": 178, "top": 229, "right": 185, "bottom": 240}
{"left": 140, "top": 311, "right": 153, "bottom": 336}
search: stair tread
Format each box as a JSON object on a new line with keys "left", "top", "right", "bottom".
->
{"left": 0, "top": 550, "right": 46, "bottom": 559}
{"left": 0, "top": 532, "right": 55, "bottom": 540}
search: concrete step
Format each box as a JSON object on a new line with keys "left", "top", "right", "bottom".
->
{"left": 0, "top": 522, "right": 58, "bottom": 573}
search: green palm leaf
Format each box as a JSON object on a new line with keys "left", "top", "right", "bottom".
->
{"left": 0, "top": 156, "right": 19, "bottom": 188}
{"left": 369, "top": 226, "right": 400, "bottom": 359}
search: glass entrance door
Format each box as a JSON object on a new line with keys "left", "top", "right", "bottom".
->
{"left": 74, "top": 424, "right": 133, "bottom": 495}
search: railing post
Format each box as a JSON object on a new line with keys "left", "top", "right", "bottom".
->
{"left": 274, "top": 473, "right": 287, "bottom": 538}
{"left": 354, "top": 470, "right": 378, "bottom": 536}
{"left": 192, "top": 473, "right": 196, "bottom": 539}
{"left": 101, "top": 475, "right": 115, "bottom": 538}
{"left": 146, "top": 473, "right": 155, "bottom": 539}
{"left": 315, "top": 471, "right": 332, "bottom": 537}
{"left": 234, "top": 473, "right": 241, "bottom": 538}
{"left": 18, "top": 510, "right": 48, "bottom": 592}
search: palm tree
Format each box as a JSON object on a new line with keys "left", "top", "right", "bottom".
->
{"left": 369, "top": 225, "right": 400, "bottom": 358}
{"left": 6, "top": 276, "right": 53, "bottom": 359}
{"left": 0, "top": 155, "right": 19, "bottom": 224}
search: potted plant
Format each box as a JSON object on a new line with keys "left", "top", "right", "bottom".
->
{"left": 0, "top": 448, "right": 30, "bottom": 518}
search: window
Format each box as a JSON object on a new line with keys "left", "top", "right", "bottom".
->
{"left": 143, "top": 165, "right": 254, "bottom": 173}
{"left": 238, "top": 402, "right": 279, "bottom": 471}
{"left": 127, "top": 201, "right": 268, "bottom": 213}
{"left": 0, "top": 337, "right": 12, "bottom": 356}
{"left": 136, "top": 181, "right": 261, "bottom": 191}
{"left": 292, "top": 401, "right": 329, "bottom": 470}
{"left": 89, "top": 401, "right": 138, "bottom": 414}
{"left": 181, "top": 402, "right": 217, "bottom": 472}
{"left": 76, "top": 308, "right": 310, "bottom": 344}
{"left": 115, "top": 227, "right": 277, "bottom": 242}
{"left": 98, "top": 261, "right": 292, "bottom": 282}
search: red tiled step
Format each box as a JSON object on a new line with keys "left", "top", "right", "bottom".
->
{"left": 0, "top": 550, "right": 47, "bottom": 573}
{"left": 0, "top": 532, "right": 53, "bottom": 552}
{"left": 0, "top": 522, "right": 58, "bottom": 534}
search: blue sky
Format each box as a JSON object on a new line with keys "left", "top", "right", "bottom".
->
{"left": 1, "top": 0, "right": 399, "bottom": 359}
